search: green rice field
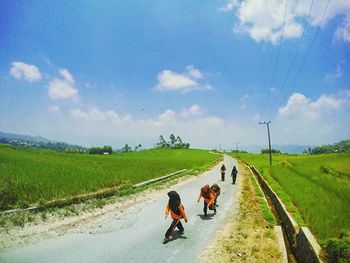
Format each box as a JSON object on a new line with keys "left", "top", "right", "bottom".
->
{"left": 233, "top": 152, "right": 350, "bottom": 242}
{"left": 0, "top": 144, "right": 218, "bottom": 209}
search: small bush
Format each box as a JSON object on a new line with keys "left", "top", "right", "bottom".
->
{"left": 0, "top": 176, "right": 18, "bottom": 210}
{"left": 17, "top": 200, "right": 30, "bottom": 209}
{"left": 324, "top": 231, "right": 350, "bottom": 263}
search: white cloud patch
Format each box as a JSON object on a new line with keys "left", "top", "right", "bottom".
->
{"left": 273, "top": 92, "right": 349, "bottom": 144}
{"left": 59, "top": 68, "right": 74, "bottom": 84}
{"left": 48, "top": 68, "right": 78, "bottom": 100}
{"left": 278, "top": 92, "right": 341, "bottom": 119}
{"left": 181, "top": 105, "right": 204, "bottom": 117}
{"left": 324, "top": 65, "right": 342, "bottom": 83}
{"left": 48, "top": 105, "right": 61, "bottom": 114}
{"left": 154, "top": 65, "right": 211, "bottom": 92}
{"left": 223, "top": 0, "right": 350, "bottom": 44}
{"left": 10, "top": 61, "right": 42, "bottom": 82}
{"left": 240, "top": 94, "right": 250, "bottom": 101}
{"left": 335, "top": 17, "right": 350, "bottom": 42}
{"left": 218, "top": 0, "right": 239, "bottom": 12}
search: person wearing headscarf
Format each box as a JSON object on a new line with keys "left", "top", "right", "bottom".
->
{"left": 231, "top": 165, "right": 238, "bottom": 184}
{"left": 197, "top": 184, "right": 217, "bottom": 216}
{"left": 164, "top": 191, "right": 188, "bottom": 243}
{"left": 220, "top": 164, "right": 226, "bottom": 181}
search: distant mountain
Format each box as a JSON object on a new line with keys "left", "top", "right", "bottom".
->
{"left": 240, "top": 144, "right": 314, "bottom": 154}
{"left": 0, "top": 131, "right": 87, "bottom": 152}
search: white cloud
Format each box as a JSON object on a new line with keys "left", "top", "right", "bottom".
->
{"left": 324, "top": 65, "right": 342, "bottom": 83}
{"left": 181, "top": 105, "right": 204, "bottom": 117}
{"left": 335, "top": 17, "right": 350, "bottom": 42}
{"left": 59, "top": 68, "right": 74, "bottom": 84}
{"left": 240, "top": 94, "right": 250, "bottom": 101}
{"left": 154, "top": 65, "right": 211, "bottom": 92}
{"left": 278, "top": 92, "right": 341, "bottom": 118}
{"left": 224, "top": 0, "right": 350, "bottom": 44}
{"left": 186, "top": 65, "right": 203, "bottom": 79}
{"left": 274, "top": 92, "right": 348, "bottom": 143}
{"left": 48, "top": 69, "right": 78, "bottom": 100}
{"left": 218, "top": 0, "right": 239, "bottom": 12}
{"left": 10, "top": 61, "right": 42, "bottom": 82}
{"left": 48, "top": 105, "right": 61, "bottom": 114}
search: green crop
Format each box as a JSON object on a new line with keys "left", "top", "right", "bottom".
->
{"left": 0, "top": 144, "right": 218, "bottom": 209}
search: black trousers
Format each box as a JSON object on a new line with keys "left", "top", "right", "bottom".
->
{"left": 203, "top": 201, "right": 216, "bottom": 215}
{"left": 232, "top": 173, "right": 237, "bottom": 184}
{"left": 165, "top": 219, "right": 184, "bottom": 239}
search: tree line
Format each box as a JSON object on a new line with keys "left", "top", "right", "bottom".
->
{"left": 156, "top": 134, "right": 190, "bottom": 149}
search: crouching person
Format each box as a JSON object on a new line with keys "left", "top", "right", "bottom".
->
{"left": 197, "top": 184, "right": 216, "bottom": 217}
{"left": 164, "top": 191, "right": 188, "bottom": 243}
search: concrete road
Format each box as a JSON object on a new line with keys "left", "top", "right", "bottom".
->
{"left": 0, "top": 156, "right": 238, "bottom": 263}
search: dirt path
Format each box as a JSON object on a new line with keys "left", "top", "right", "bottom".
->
{"left": 0, "top": 156, "right": 239, "bottom": 263}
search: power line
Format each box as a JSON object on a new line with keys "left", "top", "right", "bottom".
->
{"left": 261, "top": 0, "right": 288, "bottom": 118}
{"left": 266, "top": 0, "right": 314, "bottom": 119}
{"left": 268, "top": 0, "right": 330, "bottom": 120}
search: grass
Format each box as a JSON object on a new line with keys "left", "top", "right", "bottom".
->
{"left": 233, "top": 152, "right": 350, "bottom": 243}
{"left": 0, "top": 144, "right": 218, "bottom": 209}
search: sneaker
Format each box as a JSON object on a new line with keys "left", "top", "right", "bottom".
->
{"left": 214, "top": 209, "right": 217, "bottom": 214}
{"left": 163, "top": 237, "right": 170, "bottom": 244}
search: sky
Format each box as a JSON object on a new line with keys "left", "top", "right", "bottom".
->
{"left": 0, "top": 0, "right": 349, "bottom": 149}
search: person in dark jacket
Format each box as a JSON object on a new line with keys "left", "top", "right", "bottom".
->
{"left": 164, "top": 191, "right": 188, "bottom": 243}
{"left": 220, "top": 164, "right": 226, "bottom": 181}
{"left": 231, "top": 165, "right": 238, "bottom": 184}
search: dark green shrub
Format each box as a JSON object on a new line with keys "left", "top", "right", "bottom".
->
{"left": 324, "top": 231, "right": 350, "bottom": 263}
{"left": 0, "top": 176, "right": 18, "bottom": 210}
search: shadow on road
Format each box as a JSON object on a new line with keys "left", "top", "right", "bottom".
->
{"left": 197, "top": 213, "right": 215, "bottom": 220}
{"left": 163, "top": 230, "right": 187, "bottom": 244}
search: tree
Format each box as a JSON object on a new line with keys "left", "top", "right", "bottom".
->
{"left": 175, "top": 136, "right": 183, "bottom": 148}
{"left": 134, "top": 144, "right": 142, "bottom": 151}
{"left": 169, "top": 134, "right": 176, "bottom": 148}
{"left": 156, "top": 135, "right": 168, "bottom": 148}
{"left": 261, "top": 148, "right": 281, "bottom": 154}
{"left": 122, "top": 144, "right": 132, "bottom": 152}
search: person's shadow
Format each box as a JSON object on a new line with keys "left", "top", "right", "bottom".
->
{"left": 197, "top": 213, "right": 215, "bottom": 220}
{"left": 163, "top": 230, "right": 187, "bottom": 244}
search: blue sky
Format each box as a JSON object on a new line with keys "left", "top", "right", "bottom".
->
{"left": 0, "top": 0, "right": 349, "bottom": 149}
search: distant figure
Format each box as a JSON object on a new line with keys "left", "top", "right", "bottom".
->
{"left": 164, "top": 191, "right": 188, "bottom": 243}
{"left": 220, "top": 164, "right": 226, "bottom": 181}
{"left": 231, "top": 165, "right": 238, "bottom": 184}
{"left": 211, "top": 183, "right": 221, "bottom": 206}
{"left": 197, "top": 184, "right": 216, "bottom": 217}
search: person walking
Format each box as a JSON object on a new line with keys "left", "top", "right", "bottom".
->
{"left": 231, "top": 165, "right": 238, "bottom": 184}
{"left": 220, "top": 164, "right": 226, "bottom": 181}
{"left": 197, "top": 184, "right": 216, "bottom": 217}
{"left": 164, "top": 191, "right": 188, "bottom": 243}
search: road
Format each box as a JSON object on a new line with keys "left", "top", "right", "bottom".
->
{"left": 0, "top": 156, "right": 238, "bottom": 263}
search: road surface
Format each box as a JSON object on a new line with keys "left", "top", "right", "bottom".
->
{"left": 0, "top": 156, "right": 238, "bottom": 263}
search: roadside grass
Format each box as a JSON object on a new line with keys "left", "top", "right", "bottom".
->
{"left": 201, "top": 161, "right": 281, "bottom": 262}
{"left": 0, "top": 144, "right": 218, "bottom": 210}
{"left": 233, "top": 152, "right": 350, "bottom": 262}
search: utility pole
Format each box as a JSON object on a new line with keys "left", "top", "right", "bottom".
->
{"left": 259, "top": 121, "right": 272, "bottom": 166}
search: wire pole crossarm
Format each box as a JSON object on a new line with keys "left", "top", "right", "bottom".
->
{"left": 259, "top": 121, "right": 272, "bottom": 166}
